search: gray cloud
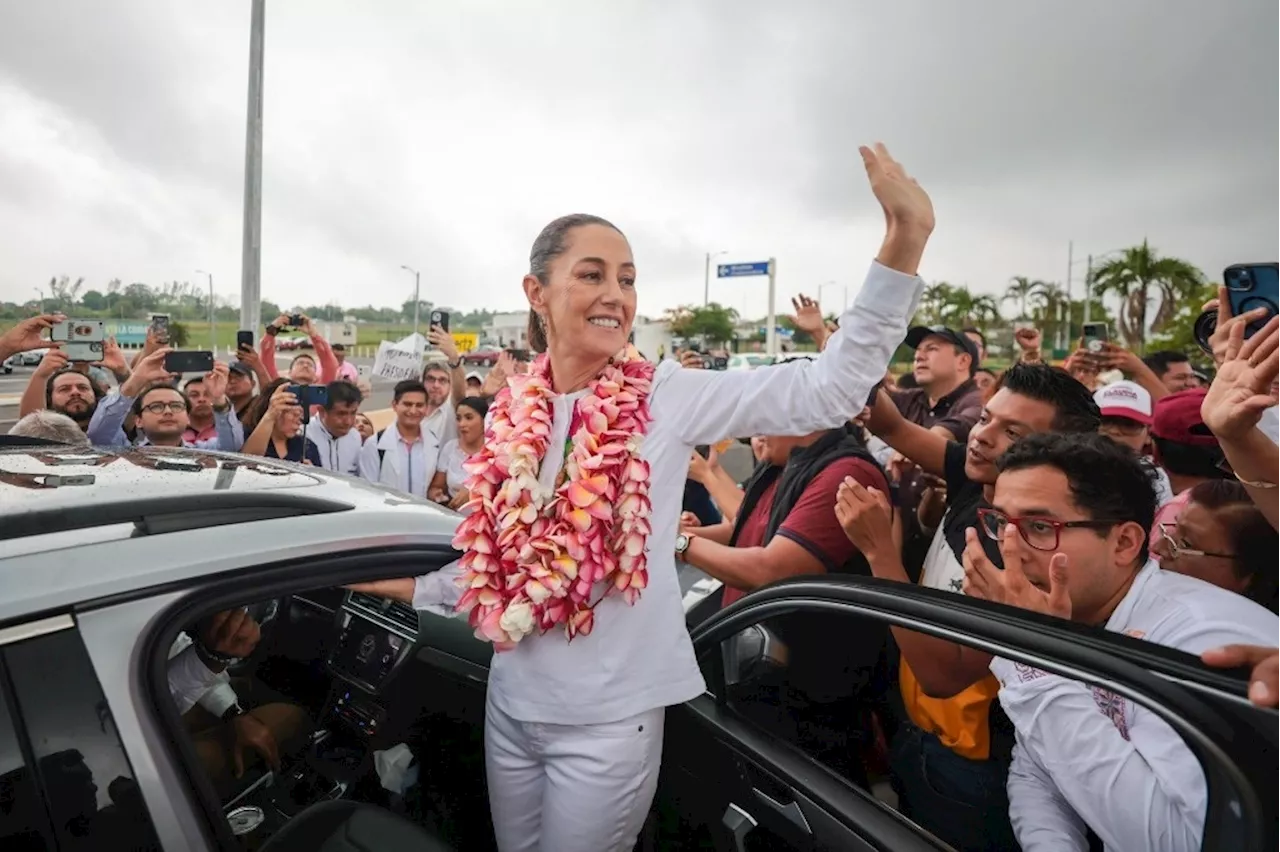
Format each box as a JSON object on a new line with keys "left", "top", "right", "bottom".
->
{"left": 0, "top": 0, "right": 1274, "bottom": 321}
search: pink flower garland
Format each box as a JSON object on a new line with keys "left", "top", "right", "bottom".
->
{"left": 451, "top": 349, "right": 655, "bottom": 650}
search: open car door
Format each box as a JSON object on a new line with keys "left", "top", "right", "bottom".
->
{"left": 660, "top": 575, "right": 1277, "bottom": 851}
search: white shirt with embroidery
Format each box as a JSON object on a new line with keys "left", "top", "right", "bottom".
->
{"left": 993, "top": 560, "right": 1277, "bottom": 852}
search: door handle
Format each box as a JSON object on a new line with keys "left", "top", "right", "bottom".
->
{"left": 721, "top": 803, "right": 757, "bottom": 852}
{"left": 752, "top": 787, "right": 812, "bottom": 834}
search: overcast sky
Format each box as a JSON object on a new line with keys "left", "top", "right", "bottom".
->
{"left": 0, "top": 0, "right": 1275, "bottom": 321}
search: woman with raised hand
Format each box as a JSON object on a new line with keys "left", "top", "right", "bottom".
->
{"left": 349, "top": 142, "right": 932, "bottom": 852}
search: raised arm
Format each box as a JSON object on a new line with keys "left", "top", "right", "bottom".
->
{"left": 649, "top": 144, "right": 931, "bottom": 447}
{"left": 302, "top": 317, "right": 340, "bottom": 384}
{"left": 862, "top": 387, "right": 950, "bottom": 478}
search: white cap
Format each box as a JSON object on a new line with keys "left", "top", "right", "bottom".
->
{"left": 1093, "top": 380, "right": 1152, "bottom": 425}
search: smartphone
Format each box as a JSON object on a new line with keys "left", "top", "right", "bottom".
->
{"left": 287, "top": 384, "right": 329, "bottom": 408}
{"left": 236, "top": 330, "right": 254, "bottom": 351}
{"left": 430, "top": 310, "right": 450, "bottom": 332}
{"left": 695, "top": 445, "right": 710, "bottom": 459}
{"left": 712, "top": 356, "right": 729, "bottom": 371}
{"left": 1222, "top": 263, "right": 1278, "bottom": 339}
{"left": 1081, "top": 322, "right": 1109, "bottom": 353}
{"left": 50, "top": 319, "right": 106, "bottom": 343}
{"left": 164, "top": 350, "right": 214, "bottom": 374}
{"left": 150, "top": 314, "right": 170, "bottom": 344}
{"left": 63, "top": 340, "right": 105, "bottom": 362}
{"left": 288, "top": 314, "right": 304, "bottom": 328}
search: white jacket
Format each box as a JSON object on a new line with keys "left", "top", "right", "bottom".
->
{"left": 167, "top": 634, "right": 237, "bottom": 717}
{"left": 995, "top": 561, "right": 1277, "bottom": 852}
{"left": 357, "top": 422, "right": 441, "bottom": 497}
{"left": 412, "top": 260, "right": 923, "bottom": 725}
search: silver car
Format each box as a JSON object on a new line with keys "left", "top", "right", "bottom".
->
{"left": 0, "top": 442, "right": 1273, "bottom": 851}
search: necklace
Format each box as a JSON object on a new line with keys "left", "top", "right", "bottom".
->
{"left": 452, "top": 347, "right": 655, "bottom": 649}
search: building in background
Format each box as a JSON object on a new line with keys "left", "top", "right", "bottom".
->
{"left": 483, "top": 312, "right": 529, "bottom": 348}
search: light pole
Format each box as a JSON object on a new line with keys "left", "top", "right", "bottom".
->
{"left": 33, "top": 287, "right": 44, "bottom": 312}
{"left": 196, "top": 270, "right": 215, "bottom": 352}
{"left": 703, "top": 250, "right": 728, "bottom": 307}
{"left": 401, "top": 265, "right": 421, "bottom": 341}
{"left": 238, "top": 0, "right": 266, "bottom": 339}
{"left": 1067, "top": 246, "right": 1125, "bottom": 332}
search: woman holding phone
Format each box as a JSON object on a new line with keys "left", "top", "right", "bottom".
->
{"left": 349, "top": 143, "right": 932, "bottom": 852}
{"left": 241, "top": 379, "right": 322, "bottom": 466}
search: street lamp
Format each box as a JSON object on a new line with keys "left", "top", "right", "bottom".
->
{"left": 196, "top": 270, "right": 215, "bottom": 352}
{"left": 703, "top": 250, "right": 728, "bottom": 307}
{"left": 1066, "top": 245, "right": 1126, "bottom": 331}
{"left": 33, "top": 287, "right": 44, "bottom": 312}
{"left": 400, "top": 265, "right": 422, "bottom": 341}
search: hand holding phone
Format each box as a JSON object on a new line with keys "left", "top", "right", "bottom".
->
{"left": 1081, "top": 323, "right": 1109, "bottom": 354}
{"left": 236, "top": 330, "right": 254, "bottom": 352}
{"left": 430, "top": 310, "right": 450, "bottom": 333}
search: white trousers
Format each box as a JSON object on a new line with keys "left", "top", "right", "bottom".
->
{"left": 484, "top": 695, "right": 665, "bottom": 852}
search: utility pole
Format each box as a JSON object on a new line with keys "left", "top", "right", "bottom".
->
{"left": 239, "top": 0, "right": 266, "bottom": 338}
{"left": 1083, "top": 254, "right": 1093, "bottom": 326}
{"left": 765, "top": 258, "right": 778, "bottom": 357}
{"left": 401, "top": 265, "right": 421, "bottom": 341}
{"left": 197, "top": 270, "right": 215, "bottom": 352}
{"left": 1064, "top": 240, "right": 1074, "bottom": 350}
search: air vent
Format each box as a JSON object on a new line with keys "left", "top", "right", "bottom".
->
{"left": 384, "top": 602, "right": 420, "bottom": 634}
{"left": 346, "top": 592, "right": 420, "bottom": 636}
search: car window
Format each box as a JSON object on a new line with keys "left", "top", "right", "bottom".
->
{"left": 0, "top": 660, "right": 57, "bottom": 849}
{"left": 710, "top": 612, "right": 1209, "bottom": 851}
{"left": 3, "top": 627, "right": 161, "bottom": 851}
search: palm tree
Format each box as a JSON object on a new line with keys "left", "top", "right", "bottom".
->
{"left": 1030, "top": 281, "right": 1069, "bottom": 349}
{"left": 1003, "top": 276, "right": 1042, "bottom": 320}
{"left": 1089, "top": 241, "right": 1204, "bottom": 352}
{"left": 920, "top": 282, "right": 956, "bottom": 326}
{"left": 940, "top": 290, "right": 1001, "bottom": 328}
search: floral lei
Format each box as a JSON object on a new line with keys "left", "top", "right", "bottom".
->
{"left": 451, "top": 346, "right": 655, "bottom": 650}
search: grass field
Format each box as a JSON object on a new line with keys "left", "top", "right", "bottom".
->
{"left": 0, "top": 319, "right": 476, "bottom": 351}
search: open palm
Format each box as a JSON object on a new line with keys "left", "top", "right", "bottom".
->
{"left": 1201, "top": 318, "right": 1279, "bottom": 440}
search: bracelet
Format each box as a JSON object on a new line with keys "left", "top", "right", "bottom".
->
{"left": 265, "top": 324, "right": 279, "bottom": 336}
{"left": 1235, "top": 471, "right": 1278, "bottom": 489}
{"left": 448, "top": 358, "right": 463, "bottom": 370}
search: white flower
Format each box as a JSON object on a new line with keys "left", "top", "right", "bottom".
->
{"left": 498, "top": 600, "right": 536, "bottom": 641}
{"left": 626, "top": 434, "right": 644, "bottom": 454}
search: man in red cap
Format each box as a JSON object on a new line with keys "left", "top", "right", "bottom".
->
{"left": 1149, "top": 388, "right": 1232, "bottom": 552}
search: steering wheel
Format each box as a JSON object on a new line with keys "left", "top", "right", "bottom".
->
{"left": 225, "top": 597, "right": 288, "bottom": 677}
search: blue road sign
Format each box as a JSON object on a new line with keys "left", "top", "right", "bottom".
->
{"left": 717, "top": 261, "right": 770, "bottom": 278}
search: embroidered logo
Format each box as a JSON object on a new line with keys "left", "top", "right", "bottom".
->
{"left": 1013, "top": 662, "right": 1049, "bottom": 682}
{"left": 1091, "top": 687, "right": 1130, "bottom": 740}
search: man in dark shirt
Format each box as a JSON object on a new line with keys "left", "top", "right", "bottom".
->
{"left": 891, "top": 325, "right": 985, "bottom": 575}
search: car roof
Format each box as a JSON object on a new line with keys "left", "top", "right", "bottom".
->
{"left": 0, "top": 444, "right": 462, "bottom": 618}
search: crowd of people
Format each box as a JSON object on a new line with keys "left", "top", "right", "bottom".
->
{"left": 1, "top": 142, "right": 1277, "bottom": 852}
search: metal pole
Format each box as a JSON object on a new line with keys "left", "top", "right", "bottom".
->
{"left": 413, "top": 270, "right": 421, "bottom": 340}
{"left": 208, "top": 274, "right": 216, "bottom": 354}
{"left": 765, "top": 258, "right": 778, "bottom": 357}
{"left": 703, "top": 252, "right": 710, "bottom": 307}
{"left": 1064, "top": 240, "right": 1073, "bottom": 350}
{"left": 239, "top": 0, "right": 266, "bottom": 338}
{"left": 1083, "top": 254, "right": 1093, "bottom": 326}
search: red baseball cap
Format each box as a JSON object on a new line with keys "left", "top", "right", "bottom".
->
{"left": 1151, "top": 388, "right": 1219, "bottom": 448}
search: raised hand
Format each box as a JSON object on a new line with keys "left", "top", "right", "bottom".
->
{"left": 204, "top": 361, "right": 231, "bottom": 406}
{"left": 1013, "top": 327, "right": 1042, "bottom": 361}
{"left": 34, "top": 347, "right": 70, "bottom": 378}
{"left": 94, "top": 336, "right": 129, "bottom": 377}
{"left": 1200, "top": 316, "right": 1280, "bottom": 441}
{"left": 121, "top": 348, "right": 177, "bottom": 397}
{"left": 962, "top": 526, "right": 1071, "bottom": 619}
{"left": 265, "top": 382, "right": 299, "bottom": 422}
{"left": 860, "top": 142, "right": 934, "bottom": 236}
{"left": 679, "top": 349, "right": 704, "bottom": 370}
{"left": 1204, "top": 286, "right": 1272, "bottom": 368}
{"left": 790, "top": 294, "right": 825, "bottom": 334}
{"left": 430, "top": 324, "right": 459, "bottom": 362}
{"left": 0, "top": 313, "right": 64, "bottom": 362}
{"left": 200, "top": 608, "right": 262, "bottom": 660}
{"left": 834, "top": 477, "right": 895, "bottom": 562}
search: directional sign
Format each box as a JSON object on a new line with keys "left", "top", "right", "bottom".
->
{"left": 717, "top": 261, "right": 770, "bottom": 278}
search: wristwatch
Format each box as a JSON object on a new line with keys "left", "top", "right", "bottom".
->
{"left": 221, "top": 702, "right": 246, "bottom": 723}
{"left": 448, "top": 358, "right": 463, "bottom": 370}
{"left": 264, "top": 324, "right": 280, "bottom": 336}
{"left": 674, "top": 533, "right": 693, "bottom": 556}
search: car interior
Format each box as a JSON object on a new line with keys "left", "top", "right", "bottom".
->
{"left": 171, "top": 586, "right": 495, "bottom": 850}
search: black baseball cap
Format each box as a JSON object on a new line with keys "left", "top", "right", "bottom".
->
{"left": 228, "top": 361, "right": 253, "bottom": 377}
{"left": 904, "top": 325, "right": 980, "bottom": 366}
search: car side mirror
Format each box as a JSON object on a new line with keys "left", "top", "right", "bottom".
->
{"left": 723, "top": 624, "right": 790, "bottom": 686}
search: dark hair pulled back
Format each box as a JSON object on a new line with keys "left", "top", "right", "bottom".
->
{"left": 526, "top": 213, "right": 625, "bottom": 353}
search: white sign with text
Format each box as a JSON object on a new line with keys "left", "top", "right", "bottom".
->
{"left": 372, "top": 340, "right": 422, "bottom": 381}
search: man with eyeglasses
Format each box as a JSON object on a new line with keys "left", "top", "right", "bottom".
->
{"left": 839, "top": 362, "right": 1101, "bottom": 851}
{"left": 1148, "top": 388, "right": 1232, "bottom": 555}
{"left": 961, "top": 432, "right": 1275, "bottom": 852}
{"left": 87, "top": 348, "right": 244, "bottom": 451}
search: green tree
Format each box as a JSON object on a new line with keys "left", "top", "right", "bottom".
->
{"left": 1145, "top": 280, "right": 1218, "bottom": 359}
{"left": 1003, "top": 276, "right": 1042, "bottom": 320}
{"left": 1089, "top": 240, "right": 1204, "bottom": 352}
{"left": 260, "top": 300, "right": 281, "bottom": 321}
{"left": 80, "top": 289, "right": 108, "bottom": 311}
{"left": 939, "top": 290, "right": 1001, "bottom": 328}
{"left": 168, "top": 320, "right": 191, "bottom": 347}
{"left": 1029, "top": 281, "right": 1070, "bottom": 350}
{"left": 665, "top": 303, "right": 738, "bottom": 346}
{"left": 919, "top": 282, "right": 957, "bottom": 325}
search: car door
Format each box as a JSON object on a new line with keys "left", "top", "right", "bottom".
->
{"left": 664, "top": 575, "right": 1278, "bottom": 852}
